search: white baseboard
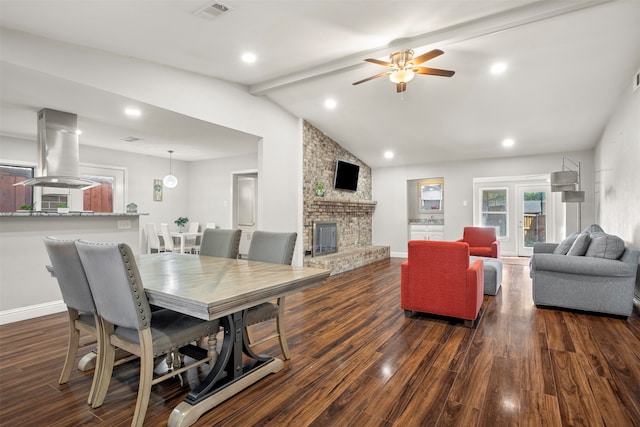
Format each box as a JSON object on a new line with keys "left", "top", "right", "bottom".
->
{"left": 0, "top": 300, "right": 66, "bottom": 325}
{"left": 391, "top": 251, "right": 408, "bottom": 258}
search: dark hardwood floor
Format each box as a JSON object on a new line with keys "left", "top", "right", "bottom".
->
{"left": 1, "top": 257, "right": 639, "bottom": 426}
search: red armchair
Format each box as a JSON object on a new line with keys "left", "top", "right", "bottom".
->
{"left": 457, "top": 226, "right": 500, "bottom": 258}
{"left": 401, "top": 240, "right": 484, "bottom": 327}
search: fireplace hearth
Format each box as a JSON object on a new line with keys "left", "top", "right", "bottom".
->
{"left": 313, "top": 221, "right": 337, "bottom": 257}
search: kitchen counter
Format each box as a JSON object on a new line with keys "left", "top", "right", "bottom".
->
{"left": 408, "top": 218, "right": 444, "bottom": 225}
{"left": 0, "top": 213, "right": 144, "bottom": 319}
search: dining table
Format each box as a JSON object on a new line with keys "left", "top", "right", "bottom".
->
{"left": 164, "top": 231, "right": 202, "bottom": 253}
{"left": 136, "top": 253, "right": 330, "bottom": 427}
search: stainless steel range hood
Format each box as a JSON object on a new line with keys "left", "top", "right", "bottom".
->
{"left": 15, "top": 108, "right": 100, "bottom": 190}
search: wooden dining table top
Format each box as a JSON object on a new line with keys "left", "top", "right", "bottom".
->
{"left": 137, "top": 253, "right": 331, "bottom": 321}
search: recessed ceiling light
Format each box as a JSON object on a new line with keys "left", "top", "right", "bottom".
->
{"left": 124, "top": 108, "right": 141, "bottom": 117}
{"left": 241, "top": 52, "right": 256, "bottom": 63}
{"left": 324, "top": 99, "right": 337, "bottom": 109}
{"left": 502, "top": 138, "right": 515, "bottom": 147}
{"left": 75, "top": 129, "right": 82, "bottom": 135}
{"left": 384, "top": 151, "right": 394, "bottom": 159}
{"left": 491, "top": 62, "right": 508, "bottom": 75}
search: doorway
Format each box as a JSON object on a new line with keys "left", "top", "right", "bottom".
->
{"left": 474, "top": 175, "right": 559, "bottom": 257}
{"left": 516, "top": 184, "right": 552, "bottom": 257}
{"left": 232, "top": 171, "right": 258, "bottom": 257}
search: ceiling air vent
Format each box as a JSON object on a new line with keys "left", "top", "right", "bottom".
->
{"left": 194, "top": 1, "right": 232, "bottom": 19}
{"left": 122, "top": 136, "right": 141, "bottom": 143}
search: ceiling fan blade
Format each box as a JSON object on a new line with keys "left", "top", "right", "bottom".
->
{"left": 352, "top": 71, "right": 392, "bottom": 85}
{"left": 396, "top": 82, "right": 407, "bottom": 93}
{"left": 409, "top": 49, "right": 444, "bottom": 66}
{"left": 364, "top": 58, "right": 393, "bottom": 67}
{"left": 415, "top": 67, "right": 455, "bottom": 77}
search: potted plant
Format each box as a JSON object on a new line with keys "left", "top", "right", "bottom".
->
{"left": 57, "top": 203, "right": 70, "bottom": 214}
{"left": 315, "top": 182, "right": 325, "bottom": 197}
{"left": 174, "top": 216, "right": 189, "bottom": 231}
{"left": 17, "top": 204, "right": 34, "bottom": 213}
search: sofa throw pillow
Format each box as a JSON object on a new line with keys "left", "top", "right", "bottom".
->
{"left": 583, "top": 224, "right": 605, "bottom": 235}
{"left": 567, "top": 232, "right": 591, "bottom": 256}
{"left": 585, "top": 233, "right": 625, "bottom": 260}
{"left": 554, "top": 232, "right": 580, "bottom": 255}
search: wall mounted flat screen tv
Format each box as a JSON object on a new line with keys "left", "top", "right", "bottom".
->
{"left": 334, "top": 160, "right": 359, "bottom": 191}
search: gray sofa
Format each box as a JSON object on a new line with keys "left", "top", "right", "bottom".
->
{"left": 530, "top": 225, "right": 640, "bottom": 317}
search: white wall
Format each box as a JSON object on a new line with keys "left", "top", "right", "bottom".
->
{"left": 594, "top": 74, "right": 640, "bottom": 249}
{"left": 372, "top": 150, "right": 595, "bottom": 257}
{"left": 187, "top": 153, "right": 258, "bottom": 229}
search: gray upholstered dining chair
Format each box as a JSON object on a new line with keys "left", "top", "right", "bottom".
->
{"left": 75, "top": 240, "right": 220, "bottom": 427}
{"left": 198, "top": 228, "right": 241, "bottom": 258}
{"left": 244, "top": 231, "right": 297, "bottom": 359}
{"left": 43, "top": 236, "right": 102, "bottom": 404}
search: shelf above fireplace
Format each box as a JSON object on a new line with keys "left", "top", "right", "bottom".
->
{"left": 309, "top": 197, "right": 377, "bottom": 209}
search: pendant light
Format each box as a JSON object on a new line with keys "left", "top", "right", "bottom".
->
{"left": 163, "top": 150, "right": 178, "bottom": 188}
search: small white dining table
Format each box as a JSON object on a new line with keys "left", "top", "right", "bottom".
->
{"left": 159, "top": 231, "right": 202, "bottom": 253}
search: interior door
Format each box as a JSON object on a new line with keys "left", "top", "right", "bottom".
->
{"left": 516, "top": 184, "right": 551, "bottom": 257}
{"left": 233, "top": 172, "right": 258, "bottom": 257}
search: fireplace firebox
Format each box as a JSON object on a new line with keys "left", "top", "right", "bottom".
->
{"left": 312, "top": 221, "right": 337, "bottom": 257}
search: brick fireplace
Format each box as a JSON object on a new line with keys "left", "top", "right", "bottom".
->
{"left": 302, "top": 121, "right": 389, "bottom": 274}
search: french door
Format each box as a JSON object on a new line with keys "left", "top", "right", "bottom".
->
{"left": 474, "top": 175, "right": 558, "bottom": 257}
{"left": 516, "top": 184, "right": 552, "bottom": 257}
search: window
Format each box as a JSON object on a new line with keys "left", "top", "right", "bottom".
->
{"left": 481, "top": 188, "right": 507, "bottom": 238}
{"left": 82, "top": 175, "right": 114, "bottom": 213}
{"left": 0, "top": 165, "right": 34, "bottom": 212}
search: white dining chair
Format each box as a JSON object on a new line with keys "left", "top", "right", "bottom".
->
{"left": 205, "top": 222, "right": 216, "bottom": 229}
{"left": 184, "top": 221, "right": 200, "bottom": 254}
{"left": 146, "top": 223, "right": 164, "bottom": 253}
{"left": 159, "top": 223, "right": 174, "bottom": 252}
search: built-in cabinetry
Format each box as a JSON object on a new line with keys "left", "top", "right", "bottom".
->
{"left": 409, "top": 224, "right": 445, "bottom": 241}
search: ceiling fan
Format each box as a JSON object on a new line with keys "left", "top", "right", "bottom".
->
{"left": 352, "top": 49, "right": 455, "bottom": 93}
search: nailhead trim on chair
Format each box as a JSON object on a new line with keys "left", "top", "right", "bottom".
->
{"left": 118, "top": 244, "right": 149, "bottom": 329}
{"left": 116, "top": 243, "right": 215, "bottom": 356}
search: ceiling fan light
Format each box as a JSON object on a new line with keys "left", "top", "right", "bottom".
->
{"left": 389, "top": 69, "right": 415, "bottom": 84}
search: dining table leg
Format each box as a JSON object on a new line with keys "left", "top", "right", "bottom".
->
{"left": 167, "top": 311, "right": 284, "bottom": 427}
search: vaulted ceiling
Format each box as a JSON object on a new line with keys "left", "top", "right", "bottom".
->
{"left": 1, "top": 0, "right": 639, "bottom": 168}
